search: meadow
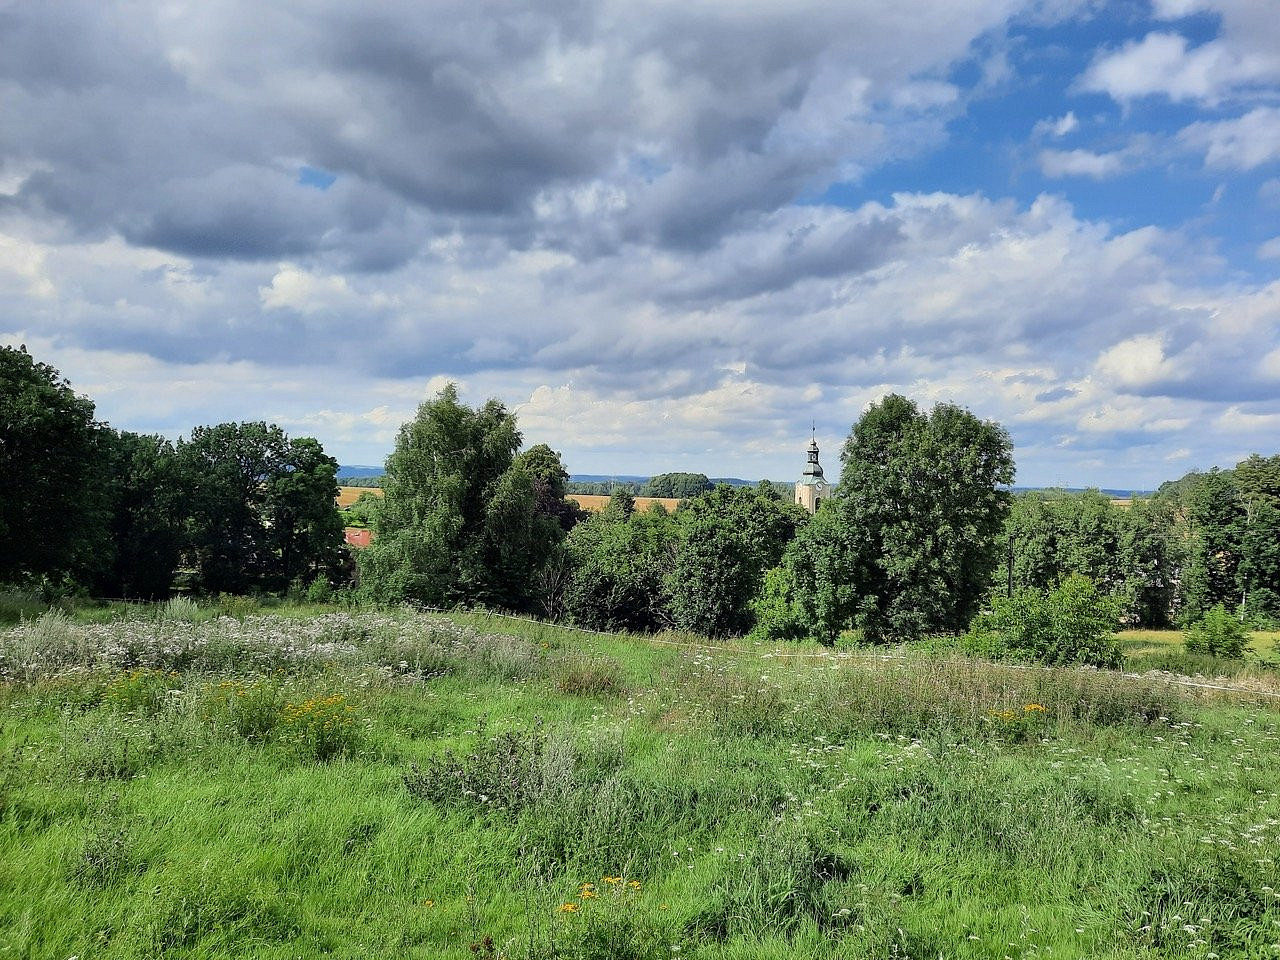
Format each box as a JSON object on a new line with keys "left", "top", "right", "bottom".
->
{"left": 2, "top": 606, "right": 1278, "bottom": 959}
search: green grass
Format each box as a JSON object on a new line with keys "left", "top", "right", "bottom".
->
{"left": 2, "top": 609, "right": 1279, "bottom": 958}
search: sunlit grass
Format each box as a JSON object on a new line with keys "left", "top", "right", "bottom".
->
{"left": 1, "top": 607, "right": 1277, "bottom": 958}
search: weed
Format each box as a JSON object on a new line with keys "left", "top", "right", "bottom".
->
{"left": 405, "top": 719, "right": 547, "bottom": 812}
{"left": 206, "top": 675, "right": 286, "bottom": 742}
{"left": 280, "top": 693, "right": 360, "bottom": 761}
{"left": 71, "top": 793, "right": 136, "bottom": 885}
{"left": 102, "top": 667, "right": 181, "bottom": 716}
{"left": 157, "top": 596, "right": 202, "bottom": 623}
{"left": 553, "top": 656, "right": 625, "bottom": 697}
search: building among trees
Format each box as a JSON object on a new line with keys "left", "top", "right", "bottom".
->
{"left": 794, "top": 430, "right": 829, "bottom": 513}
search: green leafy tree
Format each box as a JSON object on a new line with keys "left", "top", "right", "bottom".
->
{"left": 96, "top": 430, "right": 185, "bottom": 599}
{"left": 517, "top": 443, "right": 585, "bottom": 532}
{"left": 1123, "top": 495, "right": 1184, "bottom": 628}
{"left": 0, "top": 345, "right": 109, "bottom": 587}
{"left": 1234, "top": 454, "right": 1280, "bottom": 510}
{"left": 837, "top": 395, "right": 1014, "bottom": 642}
{"left": 263, "top": 436, "right": 346, "bottom": 588}
{"left": 359, "top": 384, "right": 564, "bottom": 609}
{"left": 563, "top": 506, "right": 678, "bottom": 631}
{"left": 1180, "top": 469, "right": 1245, "bottom": 620}
{"left": 966, "top": 574, "right": 1123, "bottom": 667}
{"left": 641, "top": 472, "right": 713, "bottom": 499}
{"left": 752, "top": 505, "right": 862, "bottom": 644}
{"left": 665, "top": 486, "right": 805, "bottom": 636}
{"left": 177, "top": 422, "right": 343, "bottom": 593}
{"left": 997, "top": 490, "right": 1182, "bottom": 627}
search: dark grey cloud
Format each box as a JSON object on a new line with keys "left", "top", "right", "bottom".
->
{"left": 0, "top": 0, "right": 1008, "bottom": 267}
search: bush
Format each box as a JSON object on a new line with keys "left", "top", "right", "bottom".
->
{"left": 304, "top": 577, "right": 333, "bottom": 603}
{"left": 966, "top": 574, "right": 1123, "bottom": 668}
{"left": 1184, "top": 603, "right": 1249, "bottom": 659}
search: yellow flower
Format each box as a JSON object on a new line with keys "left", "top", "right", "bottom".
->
{"left": 422, "top": 899, "right": 435, "bottom": 908}
{"left": 1024, "top": 703, "right": 1046, "bottom": 712}
{"left": 581, "top": 889, "right": 598, "bottom": 899}
{"left": 558, "top": 902, "right": 579, "bottom": 913}
{"left": 659, "top": 904, "right": 670, "bottom": 911}
{"left": 603, "top": 876, "right": 621, "bottom": 885}
{"left": 627, "top": 880, "right": 641, "bottom": 890}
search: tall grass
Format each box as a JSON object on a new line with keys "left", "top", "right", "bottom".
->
{"left": 1, "top": 608, "right": 1277, "bottom": 958}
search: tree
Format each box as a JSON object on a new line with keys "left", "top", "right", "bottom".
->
{"left": 517, "top": 443, "right": 585, "bottom": 533}
{"left": 640, "top": 473, "right": 713, "bottom": 499}
{"left": 562, "top": 505, "right": 678, "bottom": 631}
{"left": 262, "top": 436, "right": 346, "bottom": 588}
{"left": 96, "top": 430, "right": 185, "bottom": 599}
{"left": 996, "top": 490, "right": 1182, "bottom": 627}
{"left": 0, "top": 345, "right": 109, "bottom": 587}
{"left": 1180, "top": 469, "right": 1245, "bottom": 620}
{"left": 835, "top": 395, "right": 1014, "bottom": 642}
{"left": 176, "top": 422, "right": 343, "bottom": 593}
{"left": 1123, "top": 495, "right": 1184, "bottom": 628}
{"left": 359, "top": 384, "right": 565, "bottom": 609}
{"left": 665, "top": 485, "right": 805, "bottom": 636}
{"left": 752, "top": 504, "right": 862, "bottom": 643}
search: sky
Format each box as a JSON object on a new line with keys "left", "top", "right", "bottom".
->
{"left": 2, "top": 0, "right": 1279, "bottom": 489}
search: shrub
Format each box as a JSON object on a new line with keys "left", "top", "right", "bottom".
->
{"left": 1184, "top": 603, "right": 1249, "bottom": 659}
{"left": 304, "top": 577, "right": 333, "bottom": 604}
{"left": 966, "top": 574, "right": 1123, "bottom": 668}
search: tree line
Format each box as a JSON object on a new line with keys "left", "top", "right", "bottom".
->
{"left": 1, "top": 346, "right": 345, "bottom": 599}
{"left": 6, "top": 344, "right": 1277, "bottom": 648}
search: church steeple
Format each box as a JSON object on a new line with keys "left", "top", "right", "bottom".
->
{"left": 794, "top": 426, "right": 829, "bottom": 513}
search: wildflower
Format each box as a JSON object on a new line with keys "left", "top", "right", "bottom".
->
{"left": 423, "top": 899, "right": 435, "bottom": 908}
{"left": 659, "top": 904, "right": 670, "bottom": 911}
{"left": 581, "top": 889, "right": 598, "bottom": 899}
{"left": 1024, "top": 703, "right": 1046, "bottom": 712}
{"left": 603, "top": 876, "right": 621, "bottom": 885}
{"left": 558, "top": 902, "right": 578, "bottom": 913}
{"left": 628, "top": 880, "right": 641, "bottom": 890}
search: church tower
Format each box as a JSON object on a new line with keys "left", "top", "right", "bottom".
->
{"left": 794, "top": 429, "right": 829, "bottom": 514}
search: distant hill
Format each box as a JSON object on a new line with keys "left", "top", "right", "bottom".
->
{"left": 570, "top": 474, "right": 760, "bottom": 487}
{"left": 337, "top": 465, "right": 384, "bottom": 480}
{"left": 350, "top": 468, "right": 1151, "bottom": 500}
{"left": 1009, "top": 486, "right": 1154, "bottom": 498}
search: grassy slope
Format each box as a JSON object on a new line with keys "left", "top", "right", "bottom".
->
{"left": 2, "top": 609, "right": 1278, "bottom": 959}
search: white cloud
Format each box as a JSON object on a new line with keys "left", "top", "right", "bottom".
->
{"left": 1038, "top": 147, "right": 1132, "bottom": 179}
{"left": 1080, "top": 31, "right": 1280, "bottom": 105}
{"left": 1180, "top": 107, "right": 1280, "bottom": 170}
{"left": 1033, "top": 111, "right": 1079, "bottom": 139}
{"left": 260, "top": 265, "right": 356, "bottom": 314}
{"left": 1094, "top": 335, "right": 1182, "bottom": 388}
{"left": 1259, "top": 238, "right": 1280, "bottom": 261}
{"left": 1217, "top": 405, "right": 1280, "bottom": 433}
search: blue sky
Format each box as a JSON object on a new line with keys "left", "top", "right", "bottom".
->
{"left": 1, "top": 0, "right": 1278, "bottom": 488}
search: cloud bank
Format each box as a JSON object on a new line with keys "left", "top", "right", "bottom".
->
{"left": 1, "top": 0, "right": 1277, "bottom": 487}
